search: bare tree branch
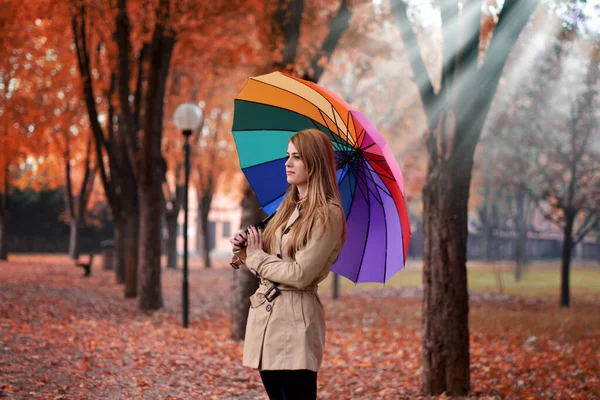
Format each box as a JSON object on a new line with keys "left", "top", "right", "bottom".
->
{"left": 573, "top": 213, "right": 599, "bottom": 245}
{"left": 309, "top": 0, "right": 353, "bottom": 82}
{"left": 391, "top": 0, "right": 437, "bottom": 130}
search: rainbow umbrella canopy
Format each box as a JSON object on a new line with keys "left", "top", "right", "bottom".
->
{"left": 232, "top": 72, "right": 410, "bottom": 283}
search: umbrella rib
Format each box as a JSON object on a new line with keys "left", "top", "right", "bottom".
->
{"left": 347, "top": 112, "right": 361, "bottom": 147}
{"left": 363, "top": 162, "right": 394, "bottom": 199}
{"left": 339, "top": 108, "right": 355, "bottom": 147}
{"left": 356, "top": 127, "right": 367, "bottom": 147}
{"left": 352, "top": 141, "right": 397, "bottom": 188}
{"left": 342, "top": 165, "right": 358, "bottom": 218}
{"left": 365, "top": 154, "right": 395, "bottom": 176}
{"left": 353, "top": 160, "right": 389, "bottom": 204}
{"left": 338, "top": 164, "right": 362, "bottom": 282}
{"left": 365, "top": 154, "right": 393, "bottom": 164}
{"left": 362, "top": 142, "right": 376, "bottom": 151}
{"left": 318, "top": 116, "right": 350, "bottom": 155}
{"left": 365, "top": 164, "right": 385, "bottom": 205}
{"left": 323, "top": 107, "right": 355, "bottom": 148}
{"left": 328, "top": 105, "right": 345, "bottom": 144}
{"left": 345, "top": 165, "right": 370, "bottom": 237}
{"left": 354, "top": 178, "right": 371, "bottom": 283}
{"left": 308, "top": 118, "right": 348, "bottom": 157}
{"left": 345, "top": 167, "right": 358, "bottom": 212}
{"left": 348, "top": 113, "right": 367, "bottom": 148}
{"left": 353, "top": 163, "right": 375, "bottom": 209}
{"left": 344, "top": 110, "right": 353, "bottom": 146}
{"left": 341, "top": 156, "right": 391, "bottom": 207}
{"left": 359, "top": 165, "right": 384, "bottom": 208}
{"left": 354, "top": 177, "right": 371, "bottom": 282}
{"left": 379, "top": 179, "right": 389, "bottom": 283}
{"left": 346, "top": 161, "right": 366, "bottom": 202}
{"left": 353, "top": 164, "right": 391, "bottom": 283}
{"left": 335, "top": 105, "right": 357, "bottom": 148}
{"left": 362, "top": 157, "right": 396, "bottom": 190}
{"left": 363, "top": 170, "right": 390, "bottom": 283}
{"left": 343, "top": 164, "right": 359, "bottom": 214}
{"left": 362, "top": 147, "right": 398, "bottom": 182}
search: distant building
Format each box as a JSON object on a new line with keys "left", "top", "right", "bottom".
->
{"left": 175, "top": 189, "right": 242, "bottom": 259}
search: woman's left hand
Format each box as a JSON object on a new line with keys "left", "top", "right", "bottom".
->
{"left": 246, "top": 225, "right": 263, "bottom": 255}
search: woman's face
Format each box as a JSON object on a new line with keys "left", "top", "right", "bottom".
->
{"left": 285, "top": 141, "right": 308, "bottom": 187}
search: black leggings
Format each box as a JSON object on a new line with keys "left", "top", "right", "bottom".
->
{"left": 259, "top": 369, "right": 317, "bottom": 400}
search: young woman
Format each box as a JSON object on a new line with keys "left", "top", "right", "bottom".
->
{"left": 230, "top": 128, "right": 346, "bottom": 400}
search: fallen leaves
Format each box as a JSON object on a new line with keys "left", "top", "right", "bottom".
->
{"left": 1, "top": 255, "right": 599, "bottom": 399}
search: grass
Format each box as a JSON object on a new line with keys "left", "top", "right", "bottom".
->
{"left": 320, "top": 259, "right": 600, "bottom": 302}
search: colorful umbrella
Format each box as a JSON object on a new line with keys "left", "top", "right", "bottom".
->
{"left": 232, "top": 72, "right": 410, "bottom": 283}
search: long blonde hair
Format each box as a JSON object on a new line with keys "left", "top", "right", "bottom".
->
{"left": 263, "top": 128, "right": 346, "bottom": 258}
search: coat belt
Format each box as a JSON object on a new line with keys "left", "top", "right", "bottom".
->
{"left": 258, "top": 282, "right": 317, "bottom": 294}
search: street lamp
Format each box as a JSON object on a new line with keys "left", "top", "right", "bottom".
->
{"left": 173, "top": 102, "right": 203, "bottom": 328}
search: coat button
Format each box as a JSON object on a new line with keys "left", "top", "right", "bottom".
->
{"left": 266, "top": 304, "right": 272, "bottom": 312}
{"left": 276, "top": 254, "right": 281, "bottom": 259}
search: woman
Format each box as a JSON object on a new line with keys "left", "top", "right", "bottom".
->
{"left": 230, "top": 128, "right": 346, "bottom": 400}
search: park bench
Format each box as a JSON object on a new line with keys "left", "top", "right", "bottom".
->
{"left": 75, "top": 252, "right": 94, "bottom": 277}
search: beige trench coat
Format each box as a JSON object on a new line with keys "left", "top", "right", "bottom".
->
{"left": 234, "top": 202, "right": 344, "bottom": 372}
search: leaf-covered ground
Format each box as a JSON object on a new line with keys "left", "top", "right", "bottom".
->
{"left": 1, "top": 255, "right": 598, "bottom": 399}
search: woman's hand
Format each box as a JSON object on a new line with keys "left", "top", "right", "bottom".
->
{"left": 230, "top": 229, "right": 248, "bottom": 251}
{"left": 246, "top": 225, "right": 263, "bottom": 255}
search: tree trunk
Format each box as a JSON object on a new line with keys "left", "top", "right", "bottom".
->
{"left": 165, "top": 212, "right": 178, "bottom": 269}
{"left": 138, "top": 183, "right": 163, "bottom": 309}
{"left": 201, "top": 194, "right": 212, "bottom": 268}
{"left": 72, "top": 9, "right": 127, "bottom": 282}
{"left": 514, "top": 189, "right": 528, "bottom": 281}
{"left": 515, "top": 228, "right": 527, "bottom": 281}
{"left": 137, "top": 2, "right": 174, "bottom": 311}
{"left": 196, "top": 206, "right": 203, "bottom": 257}
{"left": 201, "top": 209, "right": 211, "bottom": 268}
{"left": 114, "top": 216, "right": 126, "bottom": 284}
{"left": 483, "top": 227, "right": 494, "bottom": 262}
{"left": 195, "top": 182, "right": 214, "bottom": 269}
{"left": 230, "top": 181, "right": 263, "bottom": 340}
{"left": 162, "top": 177, "right": 183, "bottom": 271}
{"left": 481, "top": 185, "right": 500, "bottom": 262}
{"left": 68, "top": 220, "right": 80, "bottom": 260}
{"left": 390, "top": 1, "right": 536, "bottom": 396}
{"left": 0, "top": 203, "right": 7, "bottom": 261}
{"left": 560, "top": 208, "right": 576, "bottom": 307}
{"left": 421, "top": 124, "right": 471, "bottom": 396}
{"left": 124, "top": 196, "right": 139, "bottom": 298}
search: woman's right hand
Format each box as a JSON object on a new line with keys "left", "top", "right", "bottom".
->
{"left": 230, "top": 229, "right": 248, "bottom": 251}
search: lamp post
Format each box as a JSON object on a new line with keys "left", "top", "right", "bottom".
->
{"left": 173, "top": 103, "right": 203, "bottom": 328}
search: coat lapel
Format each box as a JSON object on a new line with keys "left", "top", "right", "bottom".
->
{"left": 283, "top": 205, "right": 301, "bottom": 233}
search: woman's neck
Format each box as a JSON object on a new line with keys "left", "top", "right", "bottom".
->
{"left": 297, "top": 185, "right": 307, "bottom": 201}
